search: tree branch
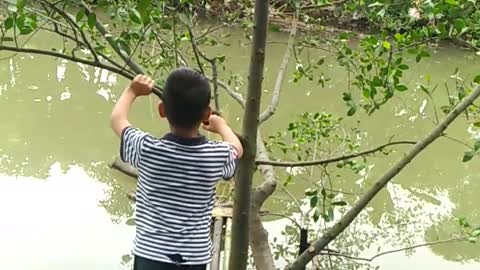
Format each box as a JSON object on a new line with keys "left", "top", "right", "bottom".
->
{"left": 79, "top": 1, "right": 164, "bottom": 98}
{"left": 209, "top": 76, "right": 246, "bottom": 108}
{"left": 318, "top": 236, "right": 468, "bottom": 262}
{"left": 286, "top": 84, "right": 480, "bottom": 270}
{"left": 39, "top": 0, "right": 100, "bottom": 63}
{"left": 256, "top": 141, "right": 416, "bottom": 167}
{"left": 259, "top": 14, "right": 297, "bottom": 124}
{"left": 0, "top": 45, "right": 137, "bottom": 82}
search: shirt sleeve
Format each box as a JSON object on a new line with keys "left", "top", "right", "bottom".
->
{"left": 120, "top": 126, "right": 149, "bottom": 169}
{"left": 222, "top": 144, "right": 239, "bottom": 180}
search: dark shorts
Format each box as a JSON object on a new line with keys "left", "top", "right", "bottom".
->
{"left": 133, "top": 256, "right": 207, "bottom": 270}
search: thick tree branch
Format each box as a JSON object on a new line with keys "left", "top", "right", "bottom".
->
{"left": 286, "top": 84, "right": 480, "bottom": 270}
{"left": 249, "top": 131, "right": 278, "bottom": 270}
{"left": 259, "top": 14, "right": 297, "bottom": 124}
{"left": 0, "top": 45, "right": 137, "bottom": 81}
{"left": 256, "top": 141, "right": 416, "bottom": 167}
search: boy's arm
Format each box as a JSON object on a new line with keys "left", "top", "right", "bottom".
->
{"left": 218, "top": 126, "right": 243, "bottom": 158}
{"left": 111, "top": 75, "right": 155, "bottom": 137}
{"left": 203, "top": 115, "right": 243, "bottom": 158}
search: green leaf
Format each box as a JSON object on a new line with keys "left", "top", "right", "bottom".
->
{"left": 347, "top": 105, "right": 356, "bottom": 116}
{"left": 129, "top": 9, "right": 142, "bottom": 24}
{"left": 472, "top": 230, "right": 480, "bottom": 237}
{"left": 395, "top": 84, "right": 408, "bottom": 91}
{"left": 16, "top": 0, "right": 26, "bottom": 12}
{"left": 339, "top": 32, "right": 349, "bottom": 41}
{"left": 445, "top": 0, "right": 459, "bottom": 6}
{"left": 327, "top": 207, "right": 334, "bottom": 221}
{"left": 394, "top": 33, "right": 405, "bottom": 42}
{"left": 76, "top": 9, "right": 86, "bottom": 22}
{"left": 474, "top": 75, "right": 480, "bottom": 84}
{"left": 463, "top": 151, "right": 475, "bottom": 162}
{"left": 116, "top": 39, "right": 131, "bottom": 55}
{"left": 398, "top": 64, "right": 409, "bottom": 70}
{"left": 331, "top": 201, "right": 347, "bottom": 206}
{"left": 137, "top": 0, "right": 151, "bottom": 23}
{"left": 269, "top": 25, "right": 281, "bottom": 32}
{"left": 468, "top": 237, "right": 477, "bottom": 244}
{"left": 87, "top": 12, "right": 96, "bottom": 29}
{"left": 310, "top": 195, "right": 318, "bottom": 208}
{"left": 313, "top": 207, "right": 321, "bottom": 222}
{"left": 372, "top": 77, "right": 383, "bottom": 87}
{"left": 454, "top": 18, "right": 466, "bottom": 32}
{"left": 474, "top": 122, "right": 480, "bottom": 128}
{"left": 474, "top": 140, "right": 480, "bottom": 151}
{"left": 382, "top": 41, "right": 391, "bottom": 50}
{"left": 305, "top": 188, "right": 317, "bottom": 196}
{"left": 283, "top": 175, "right": 292, "bottom": 187}
{"left": 126, "top": 218, "right": 135, "bottom": 226}
{"left": 4, "top": 17, "right": 14, "bottom": 30}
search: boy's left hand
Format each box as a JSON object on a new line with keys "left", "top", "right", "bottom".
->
{"left": 129, "top": 75, "right": 155, "bottom": 96}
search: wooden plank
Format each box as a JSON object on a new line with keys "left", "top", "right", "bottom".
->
{"left": 212, "top": 206, "right": 233, "bottom": 218}
{"left": 223, "top": 218, "right": 232, "bottom": 270}
{"left": 210, "top": 217, "right": 224, "bottom": 270}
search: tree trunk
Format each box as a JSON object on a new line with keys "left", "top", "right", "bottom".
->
{"left": 249, "top": 131, "right": 277, "bottom": 270}
{"left": 285, "top": 84, "right": 480, "bottom": 270}
{"left": 228, "top": 0, "right": 270, "bottom": 269}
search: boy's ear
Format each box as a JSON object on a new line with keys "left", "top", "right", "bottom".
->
{"left": 158, "top": 102, "right": 166, "bottom": 118}
{"left": 202, "top": 106, "right": 212, "bottom": 124}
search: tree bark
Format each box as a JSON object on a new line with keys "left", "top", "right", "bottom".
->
{"left": 249, "top": 131, "right": 277, "bottom": 270}
{"left": 285, "top": 84, "right": 480, "bottom": 270}
{"left": 228, "top": 0, "right": 270, "bottom": 269}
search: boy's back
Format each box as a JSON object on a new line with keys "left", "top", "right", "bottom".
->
{"left": 110, "top": 69, "right": 243, "bottom": 269}
{"left": 121, "top": 127, "right": 237, "bottom": 265}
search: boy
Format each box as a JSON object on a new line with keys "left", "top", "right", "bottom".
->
{"left": 110, "top": 68, "right": 243, "bottom": 270}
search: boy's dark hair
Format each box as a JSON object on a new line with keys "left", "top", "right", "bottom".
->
{"left": 163, "top": 68, "right": 211, "bottom": 128}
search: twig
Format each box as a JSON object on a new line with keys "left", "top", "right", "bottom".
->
{"left": 259, "top": 14, "right": 298, "bottom": 124}
{"left": 187, "top": 27, "right": 205, "bottom": 74}
{"left": 259, "top": 211, "right": 302, "bottom": 230}
{"left": 195, "top": 23, "right": 226, "bottom": 41}
{"left": 442, "top": 134, "right": 475, "bottom": 150}
{"left": 318, "top": 236, "right": 468, "bottom": 262}
{"left": 256, "top": 141, "right": 416, "bottom": 167}
{"left": 209, "top": 77, "right": 245, "bottom": 108}
{"left": 286, "top": 85, "right": 480, "bottom": 270}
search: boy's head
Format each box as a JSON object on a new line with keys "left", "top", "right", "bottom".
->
{"left": 159, "top": 68, "right": 211, "bottom": 129}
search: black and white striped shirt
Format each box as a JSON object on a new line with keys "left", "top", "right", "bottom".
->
{"left": 120, "top": 127, "right": 238, "bottom": 265}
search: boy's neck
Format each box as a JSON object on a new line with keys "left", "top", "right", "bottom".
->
{"left": 170, "top": 126, "right": 201, "bottom": 139}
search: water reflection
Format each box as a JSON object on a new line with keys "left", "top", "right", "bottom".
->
{"left": 0, "top": 162, "right": 134, "bottom": 270}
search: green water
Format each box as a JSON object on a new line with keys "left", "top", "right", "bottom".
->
{"left": 0, "top": 28, "right": 479, "bottom": 270}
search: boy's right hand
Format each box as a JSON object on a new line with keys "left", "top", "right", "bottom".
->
{"left": 203, "top": 115, "right": 228, "bottom": 134}
{"left": 129, "top": 75, "right": 155, "bottom": 97}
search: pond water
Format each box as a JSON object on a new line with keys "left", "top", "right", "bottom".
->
{"left": 0, "top": 26, "right": 479, "bottom": 270}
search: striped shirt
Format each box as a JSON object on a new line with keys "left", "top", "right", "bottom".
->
{"left": 120, "top": 127, "right": 238, "bottom": 265}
